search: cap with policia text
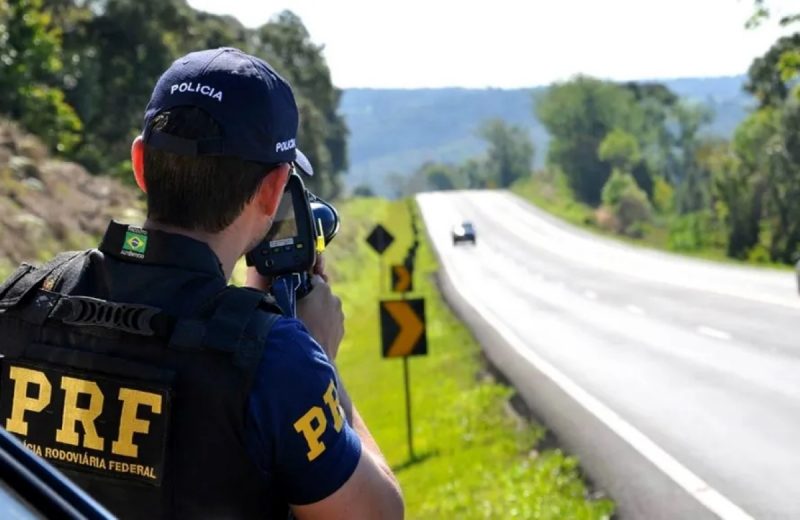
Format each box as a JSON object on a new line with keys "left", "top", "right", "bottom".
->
{"left": 142, "top": 47, "right": 313, "bottom": 176}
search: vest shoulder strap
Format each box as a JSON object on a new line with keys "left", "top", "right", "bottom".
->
{"left": 169, "top": 286, "right": 283, "bottom": 360}
{"left": 1, "top": 253, "right": 283, "bottom": 364}
{"left": 0, "top": 251, "right": 88, "bottom": 310}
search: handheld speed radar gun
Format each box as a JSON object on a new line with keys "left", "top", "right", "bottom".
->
{"left": 245, "top": 171, "right": 340, "bottom": 316}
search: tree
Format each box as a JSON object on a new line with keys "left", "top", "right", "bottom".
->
{"left": 672, "top": 102, "right": 714, "bottom": 214}
{"left": 50, "top": 0, "right": 189, "bottom": 174}
{"left": 768, "top": 99, "right": 800, "bottom": 262}
{"left": 9, "top": 3, "right": 349, "bottom": 194}
{"left": 423, "top": 163, "right": 458, "bottom": 191}
{"left": 458, "top": 158, "right": 490, "bottom": 189}
{"left": 598, "top": 129, "right": 640, "bottom": 173}
{"left": 0, "top": 0, "right": 81, "bottom": 152}
{"left": 745, "top": 33, "right": 800, "bottom": 107}
{"left": 479, "top": 119, "right": 534, "bottom": 188}
{"left": 713, "top": 135, "right": 763, "bottom": 259}
{"left": 726, "top": 30, "right": 800, "bottom": 263}
{"left": 536, "top": 77, "right": 642, "bottom": 204}
{"left": 600, "top": 169, "right": 652, "bottom": 238}
{"left": 622, "top": 81, "right": 678, "bottom": 189}
{"left": 255, "top": 11, "right": 348, "bottom": 199}
{"left": 746, "top": 4, "right": 800, "bottom": 103}
{"left": 747, "top": 0, "right": 800, "bottom": 29}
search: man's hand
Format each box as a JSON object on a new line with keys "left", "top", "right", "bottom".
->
{"left": 245, "top": 253, "right": 327, "bottom": 291}
{"left": 246, "top": 254, "right": 341, "bottom": 358}
{"left": 296, "top": 275, "right": 344, "bottom": 361}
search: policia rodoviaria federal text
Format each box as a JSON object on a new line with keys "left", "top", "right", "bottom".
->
{"left": 0, "top": 48, "right": 404, "bottom": 519}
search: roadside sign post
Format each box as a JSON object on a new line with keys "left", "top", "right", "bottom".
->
{"left": 391, "top": 264, "right": 413, "bottom": 293}
{"left": 403, "top": 357, "right": 413, "bottom": 459}
{"left": 380, "top": 298, "right": 427, "bottom": 460}
{"left": 366, "top": 224, "right": 394, "bottom": 293}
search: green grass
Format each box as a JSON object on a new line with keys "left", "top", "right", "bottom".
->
{"left": 325, "top": 197, "right": 613, "bottom": 519}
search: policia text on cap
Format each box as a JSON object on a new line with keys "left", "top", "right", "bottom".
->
{"left": 0, "top": 47, "right": 404, "bottom": 519}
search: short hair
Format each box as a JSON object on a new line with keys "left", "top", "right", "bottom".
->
{"left": 143, "top": 107, "right": 276, "bottom": 232}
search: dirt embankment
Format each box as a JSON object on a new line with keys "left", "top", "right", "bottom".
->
{"left": 0, "top": 120, "right": 143, "bottom": 277}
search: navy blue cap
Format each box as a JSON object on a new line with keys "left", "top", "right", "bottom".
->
{"left": 142, "top": 47, "right": 313, "bottom": 176}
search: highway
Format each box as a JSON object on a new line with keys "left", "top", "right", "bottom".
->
{"left": 417, "top": 190, "right": 800, "bottom": 520}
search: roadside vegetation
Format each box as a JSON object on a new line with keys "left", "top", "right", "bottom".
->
{"left": 322, "top": 197, "right": 614, "bottom": 519}
{"left": 510, "top": 168, "right": 738, "bottom": 264}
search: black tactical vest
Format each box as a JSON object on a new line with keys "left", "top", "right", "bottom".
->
{"left": 0, "top": 223, "right": 288, "bottom": 519}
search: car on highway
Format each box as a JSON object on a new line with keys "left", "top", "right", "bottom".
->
{"left": 452, "top": 221, "right": 476, "bottom": 245}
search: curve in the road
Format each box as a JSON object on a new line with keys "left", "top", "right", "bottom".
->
{"left": 418, "top": 190, "right": 800, "bottom": 520}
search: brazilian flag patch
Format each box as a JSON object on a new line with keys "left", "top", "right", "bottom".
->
{"left": 122, "top": 229, "right": 148, "bottom": 258}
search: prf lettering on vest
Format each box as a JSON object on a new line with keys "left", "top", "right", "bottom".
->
{"left": 5, "top": 367, "right": 163, "bottom": 457}
{"left": 56, "top": 376, "right": 105, "bottom": 451}
{"left": 113, "top": 388, "right": 162, "bottom": 458}
{"left": 293, "top": 379, "right": 346, "bottom": 461}
{"left": 6, "top": 367, "right": 51, "bottom": 436}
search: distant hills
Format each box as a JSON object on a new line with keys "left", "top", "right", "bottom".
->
{"left": 339, "top": 76, "right": 756, "bottom": 196}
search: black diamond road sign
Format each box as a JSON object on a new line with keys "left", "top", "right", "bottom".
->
{"left": 366, "top": 224, "right": 394, "bottom": 255}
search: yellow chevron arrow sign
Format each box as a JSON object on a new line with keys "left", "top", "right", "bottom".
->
{"left": 380, "top": 299, "right": 427, "bottom": 358}
{"left": 391, "top": 264, "right": 413, "bottom": 293}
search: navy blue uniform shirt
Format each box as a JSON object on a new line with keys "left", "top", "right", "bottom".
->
{"left": 91, "top": 222, "right": 362, "bottom": 510}
{"left": 246, "top": 317, "right": 362, "bottom": 505}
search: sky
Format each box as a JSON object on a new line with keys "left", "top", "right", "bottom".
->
{"left": 186, "top": 0, "right": 797, "bottom": 89}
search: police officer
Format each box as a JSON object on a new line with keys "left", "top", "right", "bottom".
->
{"left": 0, "top": 48, "right": 404, "bottom": 519}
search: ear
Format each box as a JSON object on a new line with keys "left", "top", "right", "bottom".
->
{"left": 256, "top": 163, "right": 291, "bottom": 217}
{"left": 131, "top": 136, "right": 147, "bottom": 193}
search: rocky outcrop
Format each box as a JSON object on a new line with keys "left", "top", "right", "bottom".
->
{"left": 0, "top": 120, "right": 142, "bottom": 275}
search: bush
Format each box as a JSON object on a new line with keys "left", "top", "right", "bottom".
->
{"left": 746, "top": 244, "right": 772, "bottom": 264}
{"left": 668, "top": 211, "right": 728, "bottom": 252}
{"left": 600, "top": 169, "right": 630, "bottom": 208}
{"left": 600, "top": 169, "right": 652, "bottom": 237}
{"left": 652, "top": 176, "right": 675, "bottom": 214}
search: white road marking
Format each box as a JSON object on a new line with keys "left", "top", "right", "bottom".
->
{"left": 626, "top": 304, "right": 646, "bottom": 315}
{"left": 584, "top": 290, "right": 598, "bottom": 300}
{"left": 697, "top": 326, "right": 732, "bottom": 341}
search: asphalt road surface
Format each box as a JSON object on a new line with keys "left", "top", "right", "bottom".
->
{"left": 417, "top": 190, "right": 800, "bottom": 520}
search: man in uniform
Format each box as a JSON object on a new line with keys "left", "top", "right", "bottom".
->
{"left": 0, "top": 48, "right": 404, "bottom": 518}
